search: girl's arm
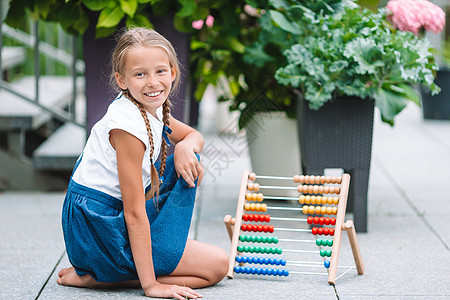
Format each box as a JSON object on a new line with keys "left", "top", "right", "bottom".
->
{"left": 168, "top": 114, "right": 205, "bottom": 187}
{"left": 110, "top": 129, "right": 201, "bottom": 300}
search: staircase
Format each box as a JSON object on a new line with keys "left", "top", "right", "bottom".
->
{"left": 0, "top": 22, "right": 87, "bottom": 191}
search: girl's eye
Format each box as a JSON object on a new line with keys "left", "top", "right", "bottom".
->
{"left": 136, "top": 72, "right": 145, "bottom": 77}
{"left": 157, "top": 69, "right": 167, "bottom": 74}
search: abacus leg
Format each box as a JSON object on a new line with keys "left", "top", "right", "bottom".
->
{"left": 224, "top": 215, "right": 234, "bottom": 241}
{"left": 342, "top": 220, "right": 365, "bottom": 275}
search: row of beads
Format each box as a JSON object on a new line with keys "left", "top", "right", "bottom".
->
{"left": 237, "top": 245, "right": 283, "bottom": 254}
{"left": 294, "top": 175, "right": 342, "bottom": 184}
{"left": 234, "top": 266, "right": 289, "bottom": 276}
{"left": 247, "top": 183, "right": 260, "bottom": 191}
{"left": 299, "top": 195, "right": 339, "bottom": 205}
{"left": 307, "top": 216, "right": 336, "bottom": 225}
{"left": 316, "top": 238, "right": 334, "bottom": 247}
{"left": 319, "top": 249, "right": 332, "bottom": 257}
{"left": 242, "top": 213, "right": 271, "bottom": 222}
{"left": 297, "top": 185, "right": 340, "bottom": 194}
{"left": 312, "top": 227, "right": 335, "bottom": 236}
{"left": 245, "top": 193, "right": 264, "bottom": 202}
{"left": 244, "top": 203, "right": 267, "bottom": 212}
{"left": 239, "top": 235, "right": 279, "bottom": 244}
{"left": 302, "top": 205, "right": 338, "bottom": 215}
{"left": 236, "top": 255, "right": 286, "bottom": 266}
{"left": 241, "top": 224, "right": 274, "bottom": 233}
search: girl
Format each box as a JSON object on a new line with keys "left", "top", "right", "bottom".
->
{"left": 57, "top": 27, "right": 228, "bottom": 299}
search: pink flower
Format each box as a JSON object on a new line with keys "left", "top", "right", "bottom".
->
{"left": 192, "top": 19, "right": 204, "bottom": 30}
{"left": 205, "top": 15, "right": 214, "bottom": 28}
{"left": 387, "top": 0, "right": 445, "bottom": 35}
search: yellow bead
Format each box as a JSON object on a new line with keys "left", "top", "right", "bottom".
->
{"left": 246, "top": 193, "right": 251, "bottom": 200}
{"left": 333, "top": 197, "right": 339, "bottom": 205}
{"left": 321, "top": 206, "right": 327, "bottom": 214}
{"left": 261, "top": 204, "right": 267, "bottom": 212}
{"left": 326, "top": 207, "right": 332, "bottom": 215}
{"left": 302, "top": 205, "right": 309, "bottom": 214}
{"left": 310, "top": 196, "right": 316, "bottom": 204}
{"left": 257, "top": 193, "right": 263, "bottom": 202}
{"left": 309, "top": 206, "right": 315, "bottom": 214}
{"left": 250, "top": 203, "right": 256, "bottom": 211}
{"left": 332, "top": 207, "right": 338, "bottom": 215}
{"left": 244, "top": 203, "right": 250, "bottom": 211}
{"left": 299, "top": 195, "right": 305, "bottom": 204}
{"left": 305, "top": 195, "right": 311, "bottom": 204}
{"left": 315, "top": 206, "right": 322, "bottom": 214}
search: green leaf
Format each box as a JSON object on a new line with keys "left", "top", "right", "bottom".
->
{"left": 95, "top": 26, "right": 117, "bottom": 38}
{"left": 58, "top": 1, "right": 81, "bottom": 32}
{"left": 120, "top": 0, "right": 138, "bottom": 17}
{"left": 35, "top": 0, "right": 52, "bottom": 19}
{"left": 176, "top": 0, "right": 197, "bottom": 18}
{"left": 269, "top": 0, "right": 289, "bottom": 9}
{"left": 97, "top": 5, "right": 125, "bottom": 28}
{"left": 344, "top": 38, "right": 383, "bottom": 74}
{"left": 269, "top": 10, "right": 302, "bottom": 34}
{"left": 374, "top": 88, "right": 408, "bottom": 126}
{"left": 82, "top": 0, "right": 111, "bottom": 11}
{"left": 73, "top": 7, "right": 90, "bottom": 34}
{"left": 127, "top": 13, "right": 153, "bottom": 28}
{"left": 4, "top": 0, "right": 28, "bottom": 28}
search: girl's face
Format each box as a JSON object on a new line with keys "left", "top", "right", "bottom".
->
{"left": 115, "top": 46, "right": 176, "bottom": 117}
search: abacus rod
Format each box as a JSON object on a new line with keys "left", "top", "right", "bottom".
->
{"left": 271, "top": 216, "right": 308, "bottom": 222}
{"left": 278, "top": 238, "right": 316, "bottom": 243}
{"left": 283, "top": 249, "right": 320, "bottom": 254}
{"left": 254, "top": 175, "right": 293, "bottom": 180}
{"left": 263, "top": 196, "right": 299, "bottom": 201}
{"left": 267, "top": 206, "right": 303, "bottom": 211}
{"left": 275, "top": 227, "right": 311, "bottom": 233}
{"left": 259, "top": 185, "right": 297, "bottom": 190}
{"left": 289, "top": 271, "right": 328, "bottom": 276}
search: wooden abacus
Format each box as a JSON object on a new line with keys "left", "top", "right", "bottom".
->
{"left": 224, "top": 171, "right": 364, "bottom": 284}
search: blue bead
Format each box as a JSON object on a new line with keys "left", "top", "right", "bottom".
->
{"left": 236, "top": 256, "right": 242, "bottom": 263}
{"left": 264, "top": 258, "right": 269, "bottom": 265}
{"left": 278, "top": 269, "right": 283, "bottom": 276}
{"left": 283, "top": 269, "right": 289, "bottom": 276}
{"left": 234, "top": 266, "right": 241, "bottom": 273}
{"left": 274, "top": 258, "right": 280, "bottom": 265}
{"left": 258, "top": 257, "right": 264, "bottom": 264}
{"left": 269, "top": 258, "right": 275, "bottom": 265}
{"left": 245, "top": 267, "right": 251, "bottom": 274}
{"left": 280, "top": 258, "right": 287, "bottom": 266}
{"left": 324, "top": 260, "right": 331, "bottom": 268}
{"left": 242, "top": 256, "right": 248, "bottom": 263}
{"left": 256, "top": 267, "right": 262, "bottom": 275}
{"left": 261, "top": 268, "right": 267, "bottom": 275}
{"left": 250, "top": 267, "right": 256, "bottom": 274}
{"left": 267, "top": 268, "right": 273, "bottom": 275}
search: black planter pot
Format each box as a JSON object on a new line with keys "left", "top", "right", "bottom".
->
{"left": 297, "top": 95, "right": 375, "bottom": 232}
{"left": 421, "top": 68, "right": 450, "bottom": 120}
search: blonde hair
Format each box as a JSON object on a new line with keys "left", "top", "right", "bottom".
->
{"left": 110, "top": 27, "right": 181, "bottom": 201}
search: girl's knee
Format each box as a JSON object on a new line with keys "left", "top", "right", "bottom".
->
{"left": 209, "top": 247, "right": 228, "bottom": 284}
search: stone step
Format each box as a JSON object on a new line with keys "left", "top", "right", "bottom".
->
{"left": 1, "top": 46, "right": 26, "bottom": 71}
{"left": 32, "top": 122, "right": 86, "bottom": 171}
{"left": 0, "top": 75, "right": 85, "bottom": 130}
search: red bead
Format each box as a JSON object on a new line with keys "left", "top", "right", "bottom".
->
{"left": 252, "top": 225, "right": 258, "bottom": 232}
{"left": 323, "top": 228, "right": 329, "bottom": 235}
{"left": 307, "top": 216, "right": 313, "bottom": 224}
{"left": 330, "top": 218, "right": 336, "bottom": 225}
{"left": 329, "top": 228, "right": 335, "bottom": 236}
{"left": 258, "top": 225, "right": 263, "bottom": 232}
{"left": 243, "top": 214, "right": 248, "bottom": 221}
{"left": 312, "top": 227, "right": 318, "bottom": 235}
{"left": 262, "top": 225, "right": 268, "bottom": 232}
{"left": 318, "top": 228, "right": 324, "bottom": 235}
{"left": 319, "top": 217, "right": 325, "bottom": 225}
{"left": 313, "top": 217, "right": 319, "bottom": 224}
{"left": 254, "top": 214, "right": 260, "bottom": 222}
{"left": 268, "top": 225, "right": 274, "bottom": 233}
{"left": 324, "top": 217, "right": 330, "bottom": 225}
{"left": 241, "top": 224, "right": 247, "bottom": 231}
{"left": 265, "top": 215, "right": 271, "bottom": 222}
{"left": 248, "top": 214, "right": 254, "bottom": 221}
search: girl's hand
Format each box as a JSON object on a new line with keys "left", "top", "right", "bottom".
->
{"left": 174, "top": 141, "right": 204, "bottom": 187}
{"left": 144, "top": 282, "right": 202, "bottom": 300}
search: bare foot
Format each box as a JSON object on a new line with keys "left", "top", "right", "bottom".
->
{"left": 57, "top": 267, "right": 97, "bottom": 288}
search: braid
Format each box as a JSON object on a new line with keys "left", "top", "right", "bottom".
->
{"left": 122, "top": 89, "right": 160, "bottom": 204}
{"left": 159, "top": 100, "right": 171, "bottom": 177}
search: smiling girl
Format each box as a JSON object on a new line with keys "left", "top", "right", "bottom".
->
{"left": 57, "top": 27, "right": 228, "bottom": 299}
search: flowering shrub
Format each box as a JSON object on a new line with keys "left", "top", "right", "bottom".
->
{"left": 387, "top": 0, "right": 445, "bottom": 35}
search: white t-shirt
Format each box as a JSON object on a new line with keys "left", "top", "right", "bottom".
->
{"left": 72, "top": 94, "right": 163, "bottom": 200}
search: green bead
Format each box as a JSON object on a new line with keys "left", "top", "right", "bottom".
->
{"left": 264, "top": 247, "right": 271, "bottom": 254}
{"left": 243, "top": 246, "right": 249, "bottom": 252}
{"left": 261, "top": 236, "right": 267, "bottom": 243}
{"left": 237, "top": 246, "right": 243, "bottom": 252}
{"left": 239, "top": 235, "right": 245, "bottom": 242}
{"left": 267, "top": 236, "right": 273, "bottom": 243}
{"left": 273, "top": 236, "right": 279, "bottom": 244}
{"left": 316, "top": 239, "right": 322, "bottom": 246}
{"left": 320, "top": 249, "right": 326, "bottom": 257}
{"left": 276, "top": 248, "right": 282, "bottom": 254}
{"left": 255, "top": 236, "right": 262, "bottom": 243}
{"left": 326, "top": 250, "right": 332, "bottom": 257}
{"left": 248, "top": 246, "right": 254, "bottom": 253}
{"left": 327, "top": 240, "right": 333, "bottom": 247}
{"left": 270, "top": 247, "right": 277, "bottom": 254}
{"left": 254, "top": 246, "right": 260, "bottom": 253}
{"left": 250, "top": 236, "right": 256, "bottom": 242}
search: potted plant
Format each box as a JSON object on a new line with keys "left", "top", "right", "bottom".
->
{"left": 265, "top": 1, "right": 441, "bottom": 232}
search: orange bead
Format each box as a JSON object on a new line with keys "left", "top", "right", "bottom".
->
{"left": 299, "top": 195, "right": 305, "bottom": 204}
{"left": 335, "top": 187, "right": 341, "bottom": 194}
{"left": 302, "top": 205, "right": 309, "bottom": 214}
{"left": 326, "top": 207, "right": 332, "bottom": 215}
{"left": 314, "top": 176, "right": 320, "bottom": 184}
{"left": 321, "top": 206, "right": 327, "bottom": 214}
{"left": 320, "top": 176, "right": 326, "bottom": 184}
{"left": 299, "top": 175, "right": 305, "bottom": 183}
{"left": 309, "top": 206, "right": 315, "bottom": 214}
{"left": 261, "top": 204, "right": 267, "bottom": 212}
{"left": 249, "top": 173, "right": 256, "bottom": 181}
{"left": 244, "top": 203, "right": 250, "bottom": 211}
{"left": 254, "top": 183, "right": 260, "bottom": 192}
{"left": 257, "top": 193, "right": 264, "bottom": 202}
{"left": 246, "top": 193, "right": 251, "bottom": 200}
{"left": 336, "top": 177, "right": 342, "bottom": 184}
{"left": 293, "top": 175, "right": 300, "bottom": 183}
{"left": 247, "top": 183, "right": 254, "bottom": 191}
{"left": 333, "top": 197, "right": 339, "bottom": 205}
{"left": 305, "top": 195, "right": 311, "bottom": 204}
{"left": 313, "top": 186, "right": 319, "bottom": 194}
{"left": 310, "top": 196, "right": 317, "bottom": 204}
{"left": 332, "top": 207, "right": 338, "bottom": 215}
